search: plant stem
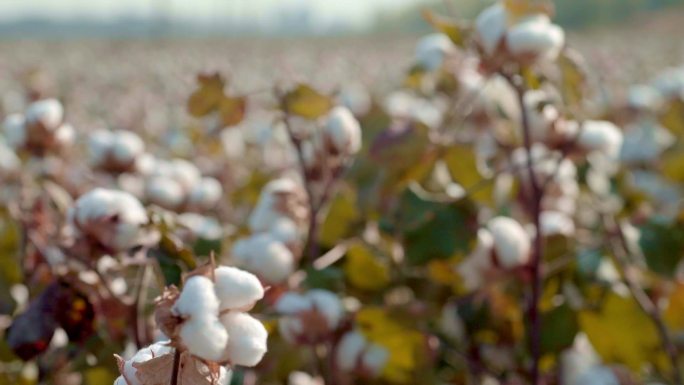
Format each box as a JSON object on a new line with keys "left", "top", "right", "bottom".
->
{"left": 170, "top": 348, "right": 181, "bottom": 385}
{"left": 605, "top": 215, "right": 683, "bottom": 385}
{"left": 507, "top": 73, "right": 544, "bottom": 385}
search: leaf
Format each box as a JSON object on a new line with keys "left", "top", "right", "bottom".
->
{"left": 319, "top": 187, "right": 360, "bottom": 247}
{"left": 6, "top": 283, "right": 60, "bottom": 360}
{"left": 638, "top": 219, "right": 684, "bottom": 277}
{"left": 55, "top": 282, "right": 96, "bottom": 343}
{"left": 304, "top": 267, "right": 344, "bottom": 292}
{"left": 503, "top": 0, "right": 554, "bottom": 17}
{"left": 662, "top": 150, "right": 684, "bottom": 183}
{"left": 540, "top": 303, "right": 578, "bottom": 355}
{"left": 0, "top": 211, "right": 20, "bottom": 315}
{"left": 421, "top": 10, "right": 470, "bottom": 47}
{"left": 442, "top": 145, "right": 494, "bottom": 206}
{"left": 344, "top": 243, "right": 390, "bottom": 291}
{"left": 665, "top": 282, "right": 684, "bottom": 331}
{"left": 282, "top": 84, "right": 333, "bottom": 120}
{"left": 133, "top": 351, "right": 220, "bottom": 385}
{"left": 187, "top": 72, "right": 226, "bottom": 117}
{"left": 557, "top": 49, "right": 588, "bottom": 107}
{"left": 660, "top": 99, "right": 684, "bottom": 138}
{"left": 219, "top": 96, "right": 247, "bottom": 127}
{"left": 579, "top": 292, "right": 663, "bottom": 370}
{"left": 384, "top": 187, "right": 477, "bottom": 264}
{"left": 84, "top": 366, "right": 118, "bottom": 385}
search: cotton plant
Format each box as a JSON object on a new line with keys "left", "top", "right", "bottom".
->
{"left": 2, "top": 98, "right": 74, "bottom": 155}
{"left": 88, "top": 128, "right": 145, "bottom": 173}
{"left": 113, "top": 264, "right": 268, "bottom": 385}
{"left": 275, "top": 289, "right": 344, "bottom": 344}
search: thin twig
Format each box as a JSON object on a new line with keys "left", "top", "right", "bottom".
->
{"left": 170, "top": 348, "right": 181, "bottom": 385}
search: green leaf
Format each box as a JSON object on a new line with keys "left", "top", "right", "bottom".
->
{"left": 442, "top": 145, "right": 494, "bottom": 206}
{"left": 282, "top": 84, "right": 333, "bottom": 120}
{"left": 385, "top": 187, "right": 477, "bottom": 264}
{"left": 303, "top": 267, "right": 344, "bottom": 291}
{"left": 638, "top": 219, "right": 684, "bottom": 277}
{"left": 540, "top": 303, "right": 578, "bottom": 355}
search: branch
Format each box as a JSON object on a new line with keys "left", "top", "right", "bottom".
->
{"left": 170, "top": 348, "right": 181, "bottom": 385}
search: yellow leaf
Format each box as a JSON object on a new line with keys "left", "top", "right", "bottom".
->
{"left": 187, "top": 72, "right": 226, "bottom": 117}
{"left": 344, "top": 244, "right": 390, "bottom": 291}
{"left": 442, "top": 145, "right": 494, "bottom": 206}
{"left": 356, "top": 308, "right": 424, "bottom": 384}
{"left": 219, "top": 95, "right": 247, "bottom": 127}
{"left": 319, "top": 188, "right": 359, "bottom": 246}
{"left": 84, "top": 366, "right": 117, "bottom": 385}
{"left": 557, "top": 50, "right": 588, "bottom": 107}
{"left": 503, "top": 0, "right": 554, "bottom": 18}
{"left": 662, "top": 151, "right": 684, "bottom": 183}
{"left": 665, "top": 282, "right": 684, "bottom": 330}
{"left": 660, "top": 99, "right": 684, "bottom": 137}
{"left": 579, "top": 292, "right": 664, "bottom": 371}
{"left": 422, "top": 10, "right": 469, "bottom": 47}
{"left": 282, "top": 84, "right": 333, "bottom": 120}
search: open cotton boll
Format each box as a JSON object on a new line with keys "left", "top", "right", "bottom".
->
{"left": 2, "top": 113, "right": 26, "bottom": 148}
{"left": 188, "top": 177, "right": 223, "bottom": 210}
{"left": 145, "top": 176, "right": 185, "bottom": 210}
{"left": 113, "top": 376, "right": 127, "bottom": 385}
{"left": 173, "top": 276, "right": 220, "bottom": 318}
{"left": 88, "top": 129, "right": 114, "bottom": 166}
{"left": 54, "top": 123, "right": 75, "bottom": 147}
{"left": 415, "top": 33, "right": 455, "bottom": 71}
{"left": 177, "top": 213, "right": 224, "bottom": 240}
{"left": 275, "top": 292, "right": 312, "bottom": 314}
{"left": 307, "top": 289, "right": 344, "bottom": 329}
{"left": 627, "top": 85, "right": 663, "bottom": 111}
{"left": 214, "top": 266, "right": 264, "bottom": 311}
{"left": 323, "top": 106, "right": 362, "bottom": 156}
{"left": 232, "top": 233, "right": 295, "bottom": 284}
{"left": 561, "top": 333, "right": 601, "bottom": 385}
{"left": 475, "top": 3, "right": 508, "bottom": 56}
{"left": 361, "top": 344, "right": 390, "bottom": 376}
{"left": 71, "top": 188, "right": 148, "bottom": 251}
{"left": 577, "top": 120, "right": 624, "bottom": 160}
{"left": 506, "top": 15, "right": 564, "bottom": 61}
{"left": 651, "top": 66, "right": 684, "bottom": 98}
{"left": 487, "top": 216, "right": 530, "bottom": 268}
{"left": 540, "top": 211, "right": 575, "bottom": 237}
{"left": 219, "top": 312, "right": 268, "bottom": 367}
{"left": 169, "top": 159, "right": 202, "bottom": 192}
{"left": 0, "top": 139, "right": 20, "bottom": 174}
{"left": 336, "top": 331, "right": 367, "bottom": 371}
{"left": 25, "top": 98, "right": 63, "bottom": 130}
{"left": 288, "top": 371, "right": 324, "bottom": 385}
{"left": 268, "top": 217, "right": 301, "bottom": 244}
{"left": 572, "top": 366, "right": 620, "bottom": 385}
{"left": 179, "top": 315, "right": 229, "bottom": 362}
{"left": 121, "top": 341, "right": 173, "bottom": 385}
{"left": 111, "top": 131, "right": 145, "bottom": 164}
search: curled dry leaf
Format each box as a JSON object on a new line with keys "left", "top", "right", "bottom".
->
{"left": 154, "top": 285, "right": 182, "bottom": 340}
{"left": 132, "top": 351, "right": 223, "bottom": 385}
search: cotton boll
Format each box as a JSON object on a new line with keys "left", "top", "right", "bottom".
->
{"left": 214, "top": 266, "right": 264, "bottom": 311}
{"left": 25, "top": 98, "right": 63, "bottom": 131}
{"left": 627, "top": 85, "right": 663, "bottom": 111}
{"left": 169, "top": 159, "right": 202, "bottom": 192}
{"left": 177, "top": 213, "right": 224, "bottom": 240}
{"left": 113, "top": 376, "right": 127, "bottom": 385}
{"left": 3, "top": 113, "right": 26, "bottom": 148}
{"left": 336, "top": 331, "right": 367, "bottom": 371}
{"left": 0, "top": 139, "right": 20, "bottom": 174}
{"left": 475, "top": 3, "right": 509, "bottom": 56}
{"left": 506, "top": 15, "right": 565, "bottom": 61}
{"left": 415, "top": 33, "right": 455, "bottom": 71}
{"left": 289, "top": 371, "right": 324, "bottom": 385}
{"left": 146, "top": 176, "right": 185, "bottom": 210}
{"left": 540, "top": 211, "right": 575, "bottom": 237}
{"left": 188, "top": 177, "right": 223, "bottom": 210}
{"left": 487, "top": 216, "right": 531, "bottom": 268}
{"left": 361, "top": 344, "right": 389, "bottom": 376}
{"left": 147, "top": 341, "right": 173, "bottom": 357}
{"left": 323, "top": 106, "right": 362, "bottom": 155}
{"left": 219, "top": 312, "right": 268, "bottom": 367}
{"left": 179, "top": 315, "right": 229, "bottom": 362}
{"left": 275, "top": 292, "right": 312, "bottom": 314}
{"left": 88, "top": 129, "right": 114, "bottom": 166}
{"left": 577, "top": 120, "right": 624, "bottom": 160}
{"left": 307, "top": 289, "right": 343, "bottom": 329}
{"left": 232, "top": 233, "right": 295, "bottom": 284}
{"left": 458, "top": 228, "right": 494, "bottom": 290}
{"left": 248, "top": 177, "right": 304, "bottom": 233}
{"left": 220, "top": 128, "right": 246, "bottom": 159}
{"left": 173, "top": 276, "right": 220, "bottom": 318}
{"left": 112, "top": 131, "right": 145, "bottom": 164}
{"left": 268, "top": 217, "right": 301, "bottom": 244}
{"left": 573, "top": 366, "right": 620, "bottom": 385}
{"left": 339, "top": 84, "right": 371, "bottom": 116}
{"left": 54, "top": 123, "right": 75, "bottom": 147}
{"left": 561, "top": 333, "right": 601, "bottom": 385}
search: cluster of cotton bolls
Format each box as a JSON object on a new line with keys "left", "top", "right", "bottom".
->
{"left": 475, "top": 1, "right": 565, "bottom": 65}
{"left": 231, "top": 177, "right": 308, "bottom": 284}
{"left": 138, "top": 156, "right": 223, "bottom": 213}
{"left": 87, "top": 129, "right": 145, "bottom": 173}
{"left": 458, "top": 216, "right": 531, "bottom": 290}
{"left": 335, "top": 330, "right": 390, "bottom": 379}
{"left": 65, "top": 188, "right": 149, "bottom": 253}
{"left": 170, "top": 266, "right": 268, "bottom": 366}
{"left": 113, "top": 341, "right": 231, "bottom": 385}
{"left": 275, "top": 289, "right": 344, "bottom": 344}
{"left": 2, "top": 98, "right": 74, "bottom": 155}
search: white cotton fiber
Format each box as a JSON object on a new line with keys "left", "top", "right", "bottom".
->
{"left": 173, "top": 276, "right": 220, "bottom": 318}
{"left": 214, "top": 266, "right": 264, "bottom": 311}
{"left": 323, "top": 106, "right": 362, "bottom": 155}
{"left": 487, "top": 216, "right": 531, "bottom": 268}
{"left": 475, "top": 3, "right": 508, "bottom": 56}
{"left": 179, "top": 315, "right": 229, "bottom": 362}
{"left": 25, "top": 98, "right": 63, "bottom": 131}
{"left": 336, "top": 331, "right": 367, "bottom": 371}
{"left": 361, "top": 344, "right": 389, "bottom": 376}
{"left": 220, "top": 312, "right": 268, "bottom": 367}
{"left": 307, "top": 290, "right": 343, "bottom": 329}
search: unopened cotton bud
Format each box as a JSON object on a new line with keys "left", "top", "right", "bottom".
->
{"left": 146, "top": 176, "right": 185, "bottom": 209}
{"left": 336, "top": 331, "right": 367, "bottom": 371}
{"left": 475, "top": 3, "right": 508, "bottom": 56}
{"left": 577, "top": 120, "right": 624, "bottom": 160}
{"left": 173, "top": 276, "right": 220, "bottom": 318}
{"left": 2, "top": 113, "right": 26, "bottom": 148}
{"left": 214, "top": 266, "right": 264, "bottom": 311}
{"left": 25, "top": 98, "right": 63, "bottom": 131}
{"left": 232, "top": 233, "right": 295, "bottom": 284}
{"left": 323, "top": 106, "right": 362, "bottom": 156}
{"left": 487, "top": 216, "right": 531, "bottom": 268}
{"left": 415, "top": 33, "right": 455, "bottom": 71}
{"left": 179, "top": 315, "right": 229, "bottom": 362}
{"left": 506, "top": 15, "right": 564, "bottom": 61}
{"left": 188, "top": 177, "right": 223, "bottom": 210}
{"left": 219, "top": 311, "right": 268, "bottom": 367}
{"left": 361, "top": 344, "right": 389, "bottom": 376}
{"left": 71, "top": 188, "right": 148, "bottom": 251}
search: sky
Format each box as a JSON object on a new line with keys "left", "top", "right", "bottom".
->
{"left": 0, "top": 0, "right": 427, "bottom": 32}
